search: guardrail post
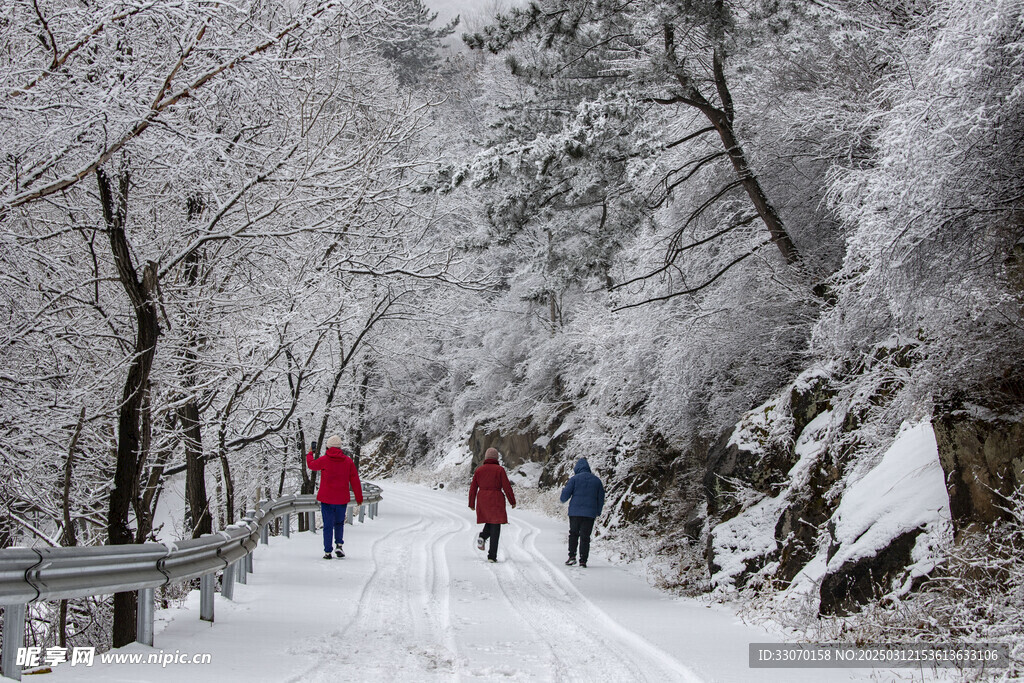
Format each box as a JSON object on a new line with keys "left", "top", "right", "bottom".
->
{"left": 345, "top": 506, "right": 354, "bottom": 525}
{"left": 372, "top": 502, "right": 379, "bottom": 518}
{"left": 136, "top": 587, "right": 154, "bottom": 646}
{"left": 200, "top": 573, "right": 215, "bottom": 622}
{"left": 222, "top": 561, "right": 236, "bottom": 600}
{"left": 245, "top": 551, "right": 253, "bottom": 575}
{"left": 1, "top": 603, "right": 26, "bottom": 681}
{"left": 359, "top": 505, "right": 365, "bottom": 523}
{"left": 283, "top": 513, "right": 291, "bottom": 538}
{"left": 236, "top": 556, "right": 247, "bottom": 585}
{"left": 260, "top": 524, "right": 269, "bottom": 545}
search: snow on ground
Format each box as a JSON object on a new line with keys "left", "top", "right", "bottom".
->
{"left": 39, "top": 482, "right": 903, "bottom": 682}
{"left": 150, "top": 472, "right": 194, "bottom": 543}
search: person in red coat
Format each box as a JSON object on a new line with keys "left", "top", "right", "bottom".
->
{"left": 468, "top": 447, "right": 516, "bottom": 562}
{"left": 307, "top": 435, "right": 363, "bottom": 559}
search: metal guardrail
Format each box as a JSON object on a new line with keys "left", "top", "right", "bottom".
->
{"left": 0, "top": 485, "right": 382, "bottom": 680}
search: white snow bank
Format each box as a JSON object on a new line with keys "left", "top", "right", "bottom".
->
{"left": 827, "top": 421, "right": 951, "bottom": 575}
{"left": 508, "top": 461, "right": 544, "bottom": 488}
{"left": 710, "top": 493, "right": 788, "bottom": 589}
{"left": 432, "top": 439, "right": 473, "bottom": 472}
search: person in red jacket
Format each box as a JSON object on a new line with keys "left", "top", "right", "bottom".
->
{"left": 307, "top": 435, "right": 363, "bottom": 559}
{"left": 468, "top": 447, "right": 516, "bottom": 562}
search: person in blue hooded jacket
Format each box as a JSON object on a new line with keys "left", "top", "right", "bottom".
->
{"left": 559, "top": 458, "right": 605, "bottom": 568}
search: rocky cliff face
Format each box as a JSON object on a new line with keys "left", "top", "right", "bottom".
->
{"left": 427, "top": 356, "right": 1022, "bottom": 613}
{"left": 703, "top": 367, "right": 1022, "bottom": 614}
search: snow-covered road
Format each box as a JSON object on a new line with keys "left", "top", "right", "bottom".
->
{"left": 42, "top": 481, "right": 887, "bottom": 682}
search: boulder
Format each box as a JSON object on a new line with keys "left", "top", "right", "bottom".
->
{"left": 819, "top": 528, "right": 923, "bottom": 616}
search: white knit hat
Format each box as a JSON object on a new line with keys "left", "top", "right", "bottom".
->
{"left": 325, "top": 435, "right": 343, "bottom": 449}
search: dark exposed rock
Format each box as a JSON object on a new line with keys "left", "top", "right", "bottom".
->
{"left": 819, "top": 527, "right": 924, "bottom": 616}
{"left": 789, "top": 374, "right": 835, "bottom": 440}
{"left": 361, "top": 431, "right": 406, "bottom": 477}
{"left": 704, "top": 371, "right": 849, "bottom": 590}
{"left": 468, "top": 421, "right": 546, "bottom": 470}
{"left": 933, "top": 407, "right": 1024, "bottom": 532}
{"left": 605, "top": 432, "right": 707, "bottom": 531}
{"left": 708, "top": 543, "right": 781, "bottom": 591}
{"left": 467, "top": 418, "right": 572, "bottom": 478}
{"left": 605, "top": 473, "right": 659, "bottom": 526}
{"left": 704, "top": 428, "right": 796, "bottom": 522}
{"left": 704, "top": 373, "right": 834, "bottom": 526}
{"left": 598, "top": 431, "right": 710, "bottom": 591}
{"left": 683, "top": 508, "right": 704, "bottom": 542}
{"left": 773, "top": 453, "right": 843, "bottom": 584}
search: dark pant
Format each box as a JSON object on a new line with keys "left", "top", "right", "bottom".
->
{"left": 321, "top": 503, "right": 348, "bottom": 553}
{"left": 479, "top": 523, "right": 501, "bottom": 560}
{"left": 568, "top": 516, "right": 596, "bottom": 563}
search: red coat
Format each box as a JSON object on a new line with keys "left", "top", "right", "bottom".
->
{"left": 307, "top": 447, "right": 363, "bottom": 505}
{"left": 468, "top": 457, "right": 516, "bottom": 524}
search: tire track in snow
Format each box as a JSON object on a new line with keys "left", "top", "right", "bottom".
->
{"left": 395, "top": 483, "right": 702, "bottom": 682}
{"left": 399, "top": 486, "right": 471, "bottom": 671}
{"left": 398, "top": 486, "right": 569, "bottom": 680}
{"left": 285, "top": 498, "right": 467, "bottom": 682}
{"left": 505, "top": 516, "right": 701, "bottom": 682}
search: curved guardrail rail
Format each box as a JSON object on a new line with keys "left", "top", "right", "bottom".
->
{"left": 0, "top": 485, "right": 382, "bottom": 680}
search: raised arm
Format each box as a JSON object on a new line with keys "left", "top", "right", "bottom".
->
{"left": 306, "top": 450, "right": 325, "bottom": 471}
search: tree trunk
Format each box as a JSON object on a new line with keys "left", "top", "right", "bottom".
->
{"left": 278, "top": 443, "right": 288, "bottom": 497}
{"left": 133, "top": 388, "right": 158, "bottom": 542}
{"left": 59, "top": 407, "right": 85, "bottom": 648}
{"left": 98, "top": 168, "right": 161, "bottom": 648}
{"left": 660, "top": 39, "right": 801, "bottom": 266}
{"left": 297, "top": 421, "right": 312, "bottom": 531}
{"left": 214, "top": 467, "right": 225, "bottom": 531}
{"left": 219, "top": 452, "right": 235, "bottom": 526}
{"left": 707, "top": 49, "right": 799, "bottom": 265}
{"left": 351, "top": 363, "right": 373, "bottom": 471}
{"left": 179, "top": 201, "right": 213, "bottom": 539}
{"left": 181, "top": 399, "right": 211, "bottom": 537}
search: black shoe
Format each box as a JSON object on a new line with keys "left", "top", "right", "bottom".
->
{"left": 565, "top": 557, "right": 577, "bottom": 566}
{"left": 323, "top": 553, "right": 332, "bottom": 560}
{"left": 488, "top": 557, "right": 497, "bottom": 563}
{"left": 335, "top": 544, "right": 345, "bottom": 558}
{"left": 580, "top": 561, "right": 587, "bottom": 568}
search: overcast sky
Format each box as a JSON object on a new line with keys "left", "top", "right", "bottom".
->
{"left": 426, "top": 0, "right": 525, "bottom": 39}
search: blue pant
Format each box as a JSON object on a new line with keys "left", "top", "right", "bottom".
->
{"left": 321, "top": 503, "right": 348, "bottom": 553}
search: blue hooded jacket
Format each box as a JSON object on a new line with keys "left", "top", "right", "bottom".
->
{"left": 559, "top": 458, "right": 605, "bottom": 519}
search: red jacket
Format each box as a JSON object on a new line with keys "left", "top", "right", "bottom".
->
{"left": 468, "top": 457, "right": 515, "bottom": 524}
{"left": 307, "top": 447, "right": 363, "bottom": 505}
